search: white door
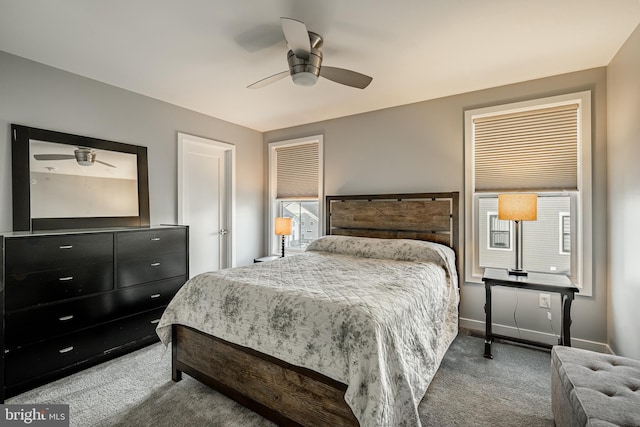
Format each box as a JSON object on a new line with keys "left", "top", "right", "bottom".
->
{"left": 178, "top": 133, "right": 234, "bottom": 278}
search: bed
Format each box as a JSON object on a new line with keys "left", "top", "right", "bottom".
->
{"left": 156, "top": 192, "right": 459, "bottom": 426}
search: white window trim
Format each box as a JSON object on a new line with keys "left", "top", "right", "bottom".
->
{"left": 487, "top": 211, "right": 513, "bottom": 251}
{"left": 268, "top": 135, "right": 324, "bottom": 256}
{"left": 464, "top": 91, "right": 592, "bottom": 296}
{"left": 559, "top": 212, "right": 571, "bottom": 255}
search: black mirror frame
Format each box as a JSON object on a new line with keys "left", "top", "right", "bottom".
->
{"left": 11, "top": 124, "right": 150, "bottom": 232}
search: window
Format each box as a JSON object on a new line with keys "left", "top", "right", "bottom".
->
{"left": 479, "top": 195, "right": 571, "bottom": 273}
{"left": 465, "top": 91, "right": 592, "bottom": 294}
{"left": 269, "top": 136, "right": 323, "bottom": 255}
{"left": 280, "top": 200, "right": 319, "bottom": 250}
{"left": 487, "top": 212, "right": 511, "bottom": 250}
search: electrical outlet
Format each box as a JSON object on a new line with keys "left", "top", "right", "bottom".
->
{"left": 547, "top": 311, "right": 552, "bottom": 321}
{"left": 539, "top": 293, "right": 551, "bottom": 309}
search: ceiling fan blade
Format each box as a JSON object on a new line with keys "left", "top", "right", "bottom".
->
{"left": 34, "top": 154, "right": 75, "bottom": 161}
{"left": 320, "top": 66, "right": 373, "bottom": 89}
{"left": 281, "top": 17, "right": 310, "bottom": 59}
{"left": 96, "top": 160, "right": 116, "bottom": 168}
{"left": 247, "top": 70, "right": 290, "bottom": 89}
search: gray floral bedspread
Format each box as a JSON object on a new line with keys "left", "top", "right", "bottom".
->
{"left": 156, "top": 236, "right": 459, "bottom": 427}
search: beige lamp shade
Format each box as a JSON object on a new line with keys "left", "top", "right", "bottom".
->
{"left": 498, "top": 194, "right": 538, "bottom": 221}
{"left": 274, "top": 217, "right": 292, "bottom": 235}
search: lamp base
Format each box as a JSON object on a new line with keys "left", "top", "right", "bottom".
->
{"left": 508, "top": 269, "right": 529, "bottom": 277}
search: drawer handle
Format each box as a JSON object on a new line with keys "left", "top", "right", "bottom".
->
{"left": 59, "top": 315, "right": 74, "bottom": 321}
{"left": 59, "top": 245, "right": 74, "bottom": 249}
{"left": 59, "top": 276, "right": 74, "bottom": 282}
{"left": 150, "top": 294, "right": 161, "bottom": 299}
{"left": 150, "top": 262, "right": 161, "bottom": 267}
{"left": 150, "top": 319, "right": 161, "bottom": 324}
{"left": 150, "top": 237, "right": 161, "bottom": 241}
{"left": 59, "top": 346, "right": 74, "bottom": 354}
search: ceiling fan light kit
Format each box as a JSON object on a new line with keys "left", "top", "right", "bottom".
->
{"left": 248, "top": 18, "right": 372, "bottom": 90}
{"left": 291, "top": 71, "right": 318, "bottom": 87}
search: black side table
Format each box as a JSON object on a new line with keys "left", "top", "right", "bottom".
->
{"left": 482, "top": 267, "right": 579, "bottom": 359}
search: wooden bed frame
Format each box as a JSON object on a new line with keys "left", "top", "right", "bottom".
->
{"left": 171, "top": 192, "right": 459, "bottom": 426}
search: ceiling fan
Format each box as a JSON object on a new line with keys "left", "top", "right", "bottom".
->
{"left": 247, "top": 17, "right": 373, "bottom": 90}
{"left": 34, "top": 147, "right": 116, "bottom": 167}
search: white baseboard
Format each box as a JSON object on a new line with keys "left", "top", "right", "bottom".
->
{"left": 460, "top": 317, "right": 611, "bottom": 354}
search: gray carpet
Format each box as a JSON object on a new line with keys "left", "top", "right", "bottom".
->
{"left": 8, "top": 331, "right": 554, "bottom": 426}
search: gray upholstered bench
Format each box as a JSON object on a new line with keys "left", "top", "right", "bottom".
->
{"left": 551, "top": 346, "right": 640, "bottom": 426}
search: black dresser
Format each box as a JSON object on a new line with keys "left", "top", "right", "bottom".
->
{"left": 0, "top": 225, "right": 188, "bottom": 400}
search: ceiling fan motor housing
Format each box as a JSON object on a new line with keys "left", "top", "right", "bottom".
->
{"left": 286, "top": 31, "right": 323, "bottom": 86}
{"left": 74, "top": 148, "right": 96, "bottom": 166}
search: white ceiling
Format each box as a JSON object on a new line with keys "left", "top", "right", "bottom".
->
{"left": 1, "top": 1, "right": 639, "bottom": 132}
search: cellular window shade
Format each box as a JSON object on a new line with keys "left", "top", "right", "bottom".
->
{"left": 474, "top": 104, "right": 578, "bottom": 192}
{"left": 276, "top": 143, "right": 319, "bottom": 199}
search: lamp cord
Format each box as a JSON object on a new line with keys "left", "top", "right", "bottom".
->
{"left": 548, "top": 310, "right": 559, "bottom": 341}
{"left": 515, "top": 289, "right": 559, "bottom": 343}
{"left": 513, "top": 288, "right": 521, "bottom": 339}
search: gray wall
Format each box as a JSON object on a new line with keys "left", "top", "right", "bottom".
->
{"left": 0, "top": 51, "right": 264, "bottom": 266}
{"left": 607, "top": 23, "right": 640, "bottom": 359}
{"left": 265, "top": 67, "right": 609, "bottom": 348}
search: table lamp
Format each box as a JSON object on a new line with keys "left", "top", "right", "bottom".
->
{"left": 498, "top": 194, "right": 537, "bottom": 276}
{"left": 274, "top": 217, "right": 292, "bottom": 258}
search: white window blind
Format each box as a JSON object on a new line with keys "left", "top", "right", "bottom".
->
{"left": 474, "top": 104, "right": 578, "bottom": 192}
{"left": 276, "top": 142, "right": 319, "bottom": 199}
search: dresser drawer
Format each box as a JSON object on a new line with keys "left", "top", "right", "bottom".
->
{"left": 5, "top": 307, "right": 165, "bottom": 387}
{"left": 116, "top": 228, "right": 187, "bottom": 260}
{"left": 5, "top": 262, "right": 114, "bottom": 310}
{"left": 117, "top": 252, "right": 187, "bottom": 287}
{"left": 5, "top": 277, "right": 184, "bottom": 348}
{"left": 6, "top": 292, "right": 118, "bottom": 348}
{"left": 6, "top": 233, "right": 113, "bottom": 275}
{"left": 116, "top": 276, "right": 186, "bottom": 314}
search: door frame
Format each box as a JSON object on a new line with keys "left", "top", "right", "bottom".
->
{"left": 177, "top": 132, "right": 236, "bottom": 269}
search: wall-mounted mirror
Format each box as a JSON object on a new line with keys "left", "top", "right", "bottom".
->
{"left": 12, "top": 124, "right": 150, "bottom": 231}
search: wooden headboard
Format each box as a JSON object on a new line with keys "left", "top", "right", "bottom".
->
{"left": 325, "top": 192, "right": 459, "bottom": 262}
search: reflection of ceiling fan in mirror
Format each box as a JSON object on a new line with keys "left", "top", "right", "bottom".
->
{"left": 34, "top": 147, "right": 116, "bottom": 168}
